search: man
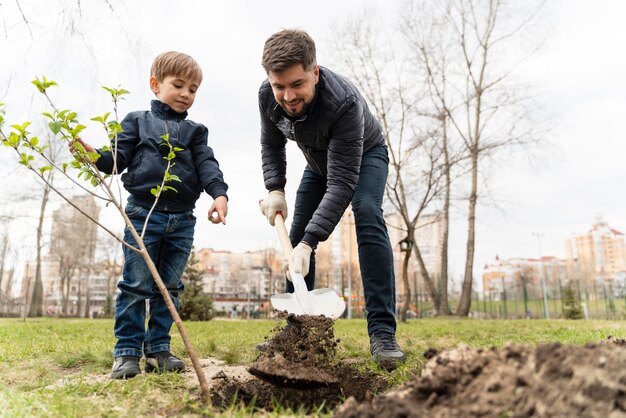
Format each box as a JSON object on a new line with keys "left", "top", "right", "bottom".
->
{"left": 258, "top": 29, "right": 405, "bottom": 370}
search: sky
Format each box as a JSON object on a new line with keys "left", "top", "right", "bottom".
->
{"left": 1, "top": 0, "right": 626, "bottom": 290}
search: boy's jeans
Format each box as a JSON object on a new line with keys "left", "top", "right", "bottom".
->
{"left": 113, "top": 203, "right": 196, "bottom": 358}
{"left": 287, "top": 145, "right": 397, "bottom": 336}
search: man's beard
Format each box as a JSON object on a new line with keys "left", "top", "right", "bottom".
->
{"left": 282, "top": 99, "right": 309, "bottom": 117}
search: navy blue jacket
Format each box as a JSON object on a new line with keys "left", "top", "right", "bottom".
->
{"left": 95, "top": 100, "right": 228, "bottom": 212}
{"left": 259, "top": 66, "right": 385, "bottom": 245}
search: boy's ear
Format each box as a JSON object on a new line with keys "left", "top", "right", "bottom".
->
{"left": 149, "top": 76, "right": 159, "bottom": 94}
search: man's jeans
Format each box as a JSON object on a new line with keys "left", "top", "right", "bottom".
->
{"left": 113, "top": 203, "right": 195, "bottom": 358}
{"left": 287, "top": 145, "right": 397, "bottom": 336}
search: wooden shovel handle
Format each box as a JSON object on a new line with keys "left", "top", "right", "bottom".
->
{"left": 274, "top": 212, "right": 294, "bottom": 260}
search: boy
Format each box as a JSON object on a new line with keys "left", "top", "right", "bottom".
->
{"left": 75, "top": 51, "right": 228, "bottom": 379}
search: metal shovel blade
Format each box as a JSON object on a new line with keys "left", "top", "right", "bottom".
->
{"left": 261, "top": 209, "right": 346, "bottom": 319}
{"left": 271, "top": 271, "right": 346, "bottom": 320}
{"left": 271, "top": 290, "right": 346, "bottom": 320}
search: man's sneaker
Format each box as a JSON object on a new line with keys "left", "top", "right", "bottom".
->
{"left": 144, "top": 352, "right": 185, "bottom": 373}
{"left": 111, "top": 356, "right": 141, "bottom": 379}
{"left": 370, "top": 331, "right": 407, "bottom": 371}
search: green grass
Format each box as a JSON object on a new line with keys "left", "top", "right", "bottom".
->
{"left": 1, "top": 317, "right": 624, "bottom": 417}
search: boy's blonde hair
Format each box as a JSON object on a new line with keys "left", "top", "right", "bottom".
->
{"left": 151, "top": 51, "right": 203, "bottom": 84}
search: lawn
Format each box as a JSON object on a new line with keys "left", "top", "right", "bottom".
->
{"left": 1, "top": 317, "right": 624, "bottom": 417}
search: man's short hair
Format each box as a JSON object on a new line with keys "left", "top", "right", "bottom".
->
{"left": 262, "top": 29, "right": 317, "bottom": 74}
{"left": 151, "top": 51, "right": 203, "bottom": 84}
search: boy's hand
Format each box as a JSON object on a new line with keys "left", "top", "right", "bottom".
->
{"left": 69, "top": 137, "right": 96, "bottom": 162}
{"left": 208, "top": 195, "right": 228, "bottom": 225}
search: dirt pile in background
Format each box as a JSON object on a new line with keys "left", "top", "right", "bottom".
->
{"left": 335, "top": 337, "right": 626, "bottom": 418}
{"left": 209, "top": 313, "right": 388, "bottom": 412}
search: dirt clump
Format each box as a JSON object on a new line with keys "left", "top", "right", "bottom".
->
{"left": 335, "top": 339, "right": 626, "bottom": 418}
{"left": 210, "top": 313, "right": 388, "bottom": 412}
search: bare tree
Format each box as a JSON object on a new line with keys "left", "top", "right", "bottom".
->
{"left": 401, "top": 0, "right": 546, "bottom": 316}
{"left": 28, "top": 135, "right": 67, "bottom": 316}
{"left": 0, "top": 224, "right": 10, "bottom": 294}
{"left": 98, "top": 230, "right": 122, "bottom": 317}
{"left": 330, "top": 10, "right": 449, "bottom": 319}
{"left": 517, "top": 264, "right": 536, "bottom": 318}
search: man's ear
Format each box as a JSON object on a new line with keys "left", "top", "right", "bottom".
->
{"left": 149, "top": 76, "right": 159, "bottom": 94}
{"left": 313, "top": 65, "right": 320, "bottom": 84}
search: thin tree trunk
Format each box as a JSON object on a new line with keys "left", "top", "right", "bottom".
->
{"left": 413, "top": 238, "right": 439, "bottom": 310}
{"left": 457, "top": 146, "right": 479, "bottom": 316}
{"left": 399, "top": 248, "right": 412, "bottom": 322}
{"left": 30, "top": 184, "right": 51, "bottom": 317}
{"left": 438, "top": 117, "right": 452, "bottom": 315}
{"left": 0, "top": 233, "right": 7, "bottom": 292}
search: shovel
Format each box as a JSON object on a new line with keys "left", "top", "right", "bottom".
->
{"left": 269, "top": 211, "right": 346, "bottom": 320}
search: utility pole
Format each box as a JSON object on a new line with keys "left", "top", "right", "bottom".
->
{"left": 532, "top": 232, "right": 549, "bottom": 319}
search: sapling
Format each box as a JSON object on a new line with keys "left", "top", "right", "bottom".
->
{"left": 0, "top": 78, "right": 211, "bottom": 401}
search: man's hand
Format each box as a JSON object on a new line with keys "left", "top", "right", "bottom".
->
{"left": 290, "top": 241, "right": 313, "bottom": 276}
{"left": 281, "top": 257, "right": 292, "bottom": 282}
{"left": 208, "top": 195, "right": 228, "bottom": 224}
{"left": 261, "top": 190, "right": 287, "bottom": 226}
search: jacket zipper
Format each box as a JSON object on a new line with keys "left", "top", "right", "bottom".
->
{"left": 292, "top": 119, "right": 323, "bottom": 174}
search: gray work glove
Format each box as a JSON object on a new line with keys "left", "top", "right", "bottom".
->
{"left": 261, "top": 190, "right": 288, "bottom": 226}
{"left": 290, "top": 241, "right": 313, "bottom": 277}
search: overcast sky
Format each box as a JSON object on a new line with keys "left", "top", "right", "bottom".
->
{"left": 1, "top": 0, "right": 626, "bottom": 287}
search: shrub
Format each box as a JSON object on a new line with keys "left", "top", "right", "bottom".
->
{"left": 179, "top": 249, "right": 214, "bottom": 321}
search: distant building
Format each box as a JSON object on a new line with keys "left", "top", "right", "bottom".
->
{"left": 43, "top": 195, "right": 112, "bottom": 317}
{"left": 195, "top": 247, "right": 282, "bottom": 314}
{"left": 564, "top": 218, "right": 626, "bottom": 291}
{"left": 482, "top": 255, "right": 567, "bottom": 302}
{"left": 386, "top": 211, "right": 444, "bottom": 298}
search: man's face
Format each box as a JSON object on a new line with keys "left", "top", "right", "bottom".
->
{"left": 268, "top": 64, "right": 319, "bottom": 117}
{"left": 150, "top": 75, "right": 200, "bottom": 113}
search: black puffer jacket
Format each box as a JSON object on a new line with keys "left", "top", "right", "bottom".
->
{"left": 259, "top": 66, "right": 385, "bottom": 245}
{"left": 96, "top": 100, "right": 228, "bottom": 212}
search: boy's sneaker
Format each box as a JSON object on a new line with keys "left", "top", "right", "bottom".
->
{"left": 370, "top": 331, "right": 407, "bottom": 371}
{"left": 111, "top": 356, "right": 141, "bottom": 379}
{"left": 145, "top": 352, "right": 185, "bottom": 373}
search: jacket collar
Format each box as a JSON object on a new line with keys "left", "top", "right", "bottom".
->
{"left": 150, "top": 100, "right": 188, "bottom": 120}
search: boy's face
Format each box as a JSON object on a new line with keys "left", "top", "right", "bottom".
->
{"left": 150, "top": 75, "right": 200, "bottom": 113}
{"left": 268, "top": 64, "right": 319, "bottom": 117}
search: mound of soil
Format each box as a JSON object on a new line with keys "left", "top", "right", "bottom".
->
{"left": 335, "top": 337, "right": 626, "bottom": 418}
{"left": 209, "top": 313, "right": 388, "bottom": 412}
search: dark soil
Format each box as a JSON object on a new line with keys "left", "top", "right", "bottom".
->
{"left": 209, "top": 313, "right": 388, "bottom": 412}
{"left": 335, "top": 336, "right": 626, "bottom": 418}
{"left": 209, "top": 314, "right": 626, "bottom": 416}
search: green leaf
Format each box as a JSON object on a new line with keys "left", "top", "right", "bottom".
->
{"left": 39, "top": 166, "right": 52, "bottom": 174}
{"left": 163, "top": 185, "right": 178, "bottom": 192}
{"left": 169, "top": 174, "right": 181, "bottom": 182}
{"left": 70, "top": 124, "right": 87, "bottom": 135}
{"left": 48, "top": 121, "right": 63, "bottom": 135}
{"left": 86, "top": 151, "right": 100, "bottom": 161}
